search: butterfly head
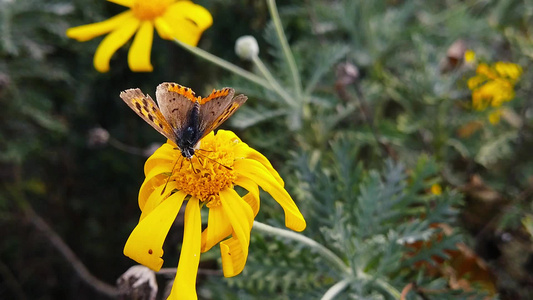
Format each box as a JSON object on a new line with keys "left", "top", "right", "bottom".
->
{"left": 180, "top": 147, "right": 195, "bottom": 159}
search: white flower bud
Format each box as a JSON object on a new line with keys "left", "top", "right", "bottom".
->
{"left": 235, "top": 35, "right": 259, "bottom": 61}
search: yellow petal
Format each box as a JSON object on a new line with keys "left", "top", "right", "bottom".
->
{"left": 93, "top": 17, "right": 140, "bottom": 72}
{"left": 123, "top": 191, "right": 186, "bottom": 271}
{"left": 234, "top": 143, "right": 284, "bottom": 186}
{"left": 488, "top": 109, "right": 502, "bottom": 125}
{"left": 128, "top": 21, "right": 154, "bottom": 72}
{"left": 235, "top": 159, "right": 306, "bottom": 232}
{"left": 139, "top": 182, "right": 181, "bottom": 220}
{"left": 66, "top": 11, "right": 134, "bottom": 42}
{"left": 235, "top": 177, "right": 260, "bottom": 216}
{"left": 144, "top": 142, "right": 176, "bottom": 175}
{"left": 219, "top": 189, "right": 254, "bottom": 265}
{"left": 168, "top": 199, "right": 202, "bottom": 300}
{"left": 220, "top": 236, "right": 247, "bottom": 277}
{"left": 107, "top": 0, "right": 134, "bottom": 7}
{"left": 138, "top": 166, "right": 176, "bottom": 211}
{"left": 201, "top": 205, "right": 232, "bottom": 253}
{"left": 464, "top": 50, "right": 476, "bottom": 63}
{"left": 160, "top": 1, "right": 213, "bottom": 45}
{"left": 154, "top": 17, "right": 174, "bottom": 40}
{"left": 467, "top": 75, "right": 485, "bottom": 91}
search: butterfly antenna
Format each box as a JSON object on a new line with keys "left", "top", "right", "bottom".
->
{"left": 195, "top": 151, "right": 233, "bottom": 170}
{"left": 161, "top": 157, "right": 180, "bottom": 195}
{"left": 189, "top": 158, "right": 199, "bottom": 174}
{"left": 196, "top": 148, "right": 214, "bottom": 153}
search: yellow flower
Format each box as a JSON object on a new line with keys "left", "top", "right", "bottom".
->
{"left": 430, "top": 183, "right": 442, "bottom": 196}
{"left": 488, "top": 109, "right": 502, "bottom": 125}
{"left": 123, "top": 130, "right": 306, "bottom": 300}
{"left": 467, "top": 61, "right": 522, "bottom": 112}
{"left": 67, "top": 0, "right": 213, "bottom": 72}
{"left": 464, "top": 50, "right": 476, "bottom": 63}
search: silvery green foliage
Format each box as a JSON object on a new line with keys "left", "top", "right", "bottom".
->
{"left": 203, "top": 134, "right": 479, "bottom": 299}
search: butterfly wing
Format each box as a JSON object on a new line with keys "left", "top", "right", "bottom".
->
{"left": 198, "top": 88, "right": 248, "bottom": 139}
{"left": 120, "top": 88, "right": 177, "bottom": 141}
{"left": 155, "top": 82, "right": 197, "bottom": 136}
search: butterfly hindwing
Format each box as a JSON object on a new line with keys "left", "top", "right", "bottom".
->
{"left": 119, "top": 88, "right": 177, "bottom": 141}
{"left": 199, "top": 92, "right": 248, "bottom": 139}
{"left": 197, "top": 87, "right": 236, "bottom": 135}
{"left": 155, "top": 82, "right": 197, "bottom": 135}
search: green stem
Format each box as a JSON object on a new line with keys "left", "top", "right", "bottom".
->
{"left": 252, "top": 221, "right": 350, "bottom": 274}
{"left": 251, "top": 55, "right": 296, "bottom": 107}
{"left": 321, "top": 277, "right": 351, "bottom": 300}
{"left": 266, "top": 0, "right": 302, "bottom": 99}
{"left": 357, "top": 270, "right": 401, "bottom": 299}
{"left": 173, "top": 39, "right": 272, "bottom": 91}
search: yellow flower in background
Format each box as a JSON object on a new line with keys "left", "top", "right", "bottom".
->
{"left": 488, "top": 109, "right": 502, "bottom": 124}
{"left": 67, "top": 0, "right": 213, "bottom": 72}
{"left": 464, "top": 50, "right": 476, "bottom": 63}
{"left": 430, "top": 183, "right": 442, "bottom": 196}
{"left": 467, "top": 61, "right": 522, "bottom": 111}
{"left": 123, "top": 130, "right": 306, "bottom": 300}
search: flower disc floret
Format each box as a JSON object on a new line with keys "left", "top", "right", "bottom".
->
{"left": 131, "top": 0, "right": 174, "bottom": 20}
{"left": 170, "top": 136, "right": 237, "bottom": 202}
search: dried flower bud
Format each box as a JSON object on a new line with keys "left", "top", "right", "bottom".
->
{"left": 235, "top": 35, "right": 259, "bottom": 61}
{"left": 87, "top": 127, "right": 109, "bottom": 148}
{"left": 117, "top": 265, "right": 157, "bottom": 300}
{"left": 336, "top": 62, "right": 359, "bottom": 86}
{"left": 440, "top": 39, "right": 467, "bottom": 72}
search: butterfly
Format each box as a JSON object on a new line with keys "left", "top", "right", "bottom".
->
{"left": 120, "top": 82, "right": 247, "bottom": 159}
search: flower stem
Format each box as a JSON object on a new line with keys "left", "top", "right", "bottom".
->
{"left": 251, "top": 55, "right": 296, "bottom": 107}
{"left": 321, "top": 277, "right": 351, "bottom": 300}
{"left": 252, "top": 221, "right": 349, "bottom": 274}
{"left": 173, "top": 39, "right": 272, "bottom": 91}
{"left": 266, "top": 0, "right": 302, "bottom": 99}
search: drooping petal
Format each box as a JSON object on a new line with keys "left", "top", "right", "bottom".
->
{"left": 220, "top": 236, "right": 247, "bottom": 277}
{"left": 123, "top": 191, "right": 187, "bottom": 271}
{"left": 144, "top": 142, "right": 176, "bottom": 175}
{"left": 235, "top": 176, "right": 260, "bottom": 216}
{"left": 93, "top": 17, "right": 140, "bottom": 72}
{"left": 159, "top": 1, "right": 213, "bottom": 45}
{"left": 138, "top": 163, "right": 178, "bottom": 212}
{"left": 234, "top": 142, "right": 284, "bottom": 186}
{"left": 107, "top": 0, "right": 134, "bottom": 7}
{"left": 219, "top": 189, "right": 254, "bottom": 271}
{"left": 154, "top": 17, "right": 174, "bottom": 40}
{"left": 66, "top": 11, "right": 134, "bottom": 42}
{"left": 201, "top": 205, "right": 232, "bottom": 253}
{"left": 139, "top": 182, "right": 180, "bottom": 220}
{"left": 235, "top": 159, "right": 306, "bottom": 232}
{"left": 169, "top": 199, "right": 202, "bottom": 300}
{"left": 128, "top": 21, "right": 154, "bottom": 72}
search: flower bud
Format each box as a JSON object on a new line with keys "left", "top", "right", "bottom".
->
{"left": 87, "top": 127, "right": 109, "bottom": 148}
{"left": 235, "top": 35, "right": 259, "bottom": 60}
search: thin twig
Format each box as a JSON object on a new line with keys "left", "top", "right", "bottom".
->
{"left": 0, "top": 259, "right": 27, "bottom": 300}
{"left": 24, "top": 205, "right": 119, "bottom": 297}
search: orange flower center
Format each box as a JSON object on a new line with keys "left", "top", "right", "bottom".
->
{"left": 170, "top": 135, "right": 238, "bottom": 205}
{"left": 131, "top": 0, "right": 174, "bottom": 20}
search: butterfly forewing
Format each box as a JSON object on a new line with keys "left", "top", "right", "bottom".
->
{"left": 155, "top": 82, "right": 197, "bottom": 135}
{"left": 119, "top": 88, "right": 177, "bottom": 141}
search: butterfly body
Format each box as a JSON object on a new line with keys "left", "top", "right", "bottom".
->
{"left": 120, "top": 82, "right": 247, "bottom": 158}
{"left": 176, "top": 101, "right": 201, "bottom": 158}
